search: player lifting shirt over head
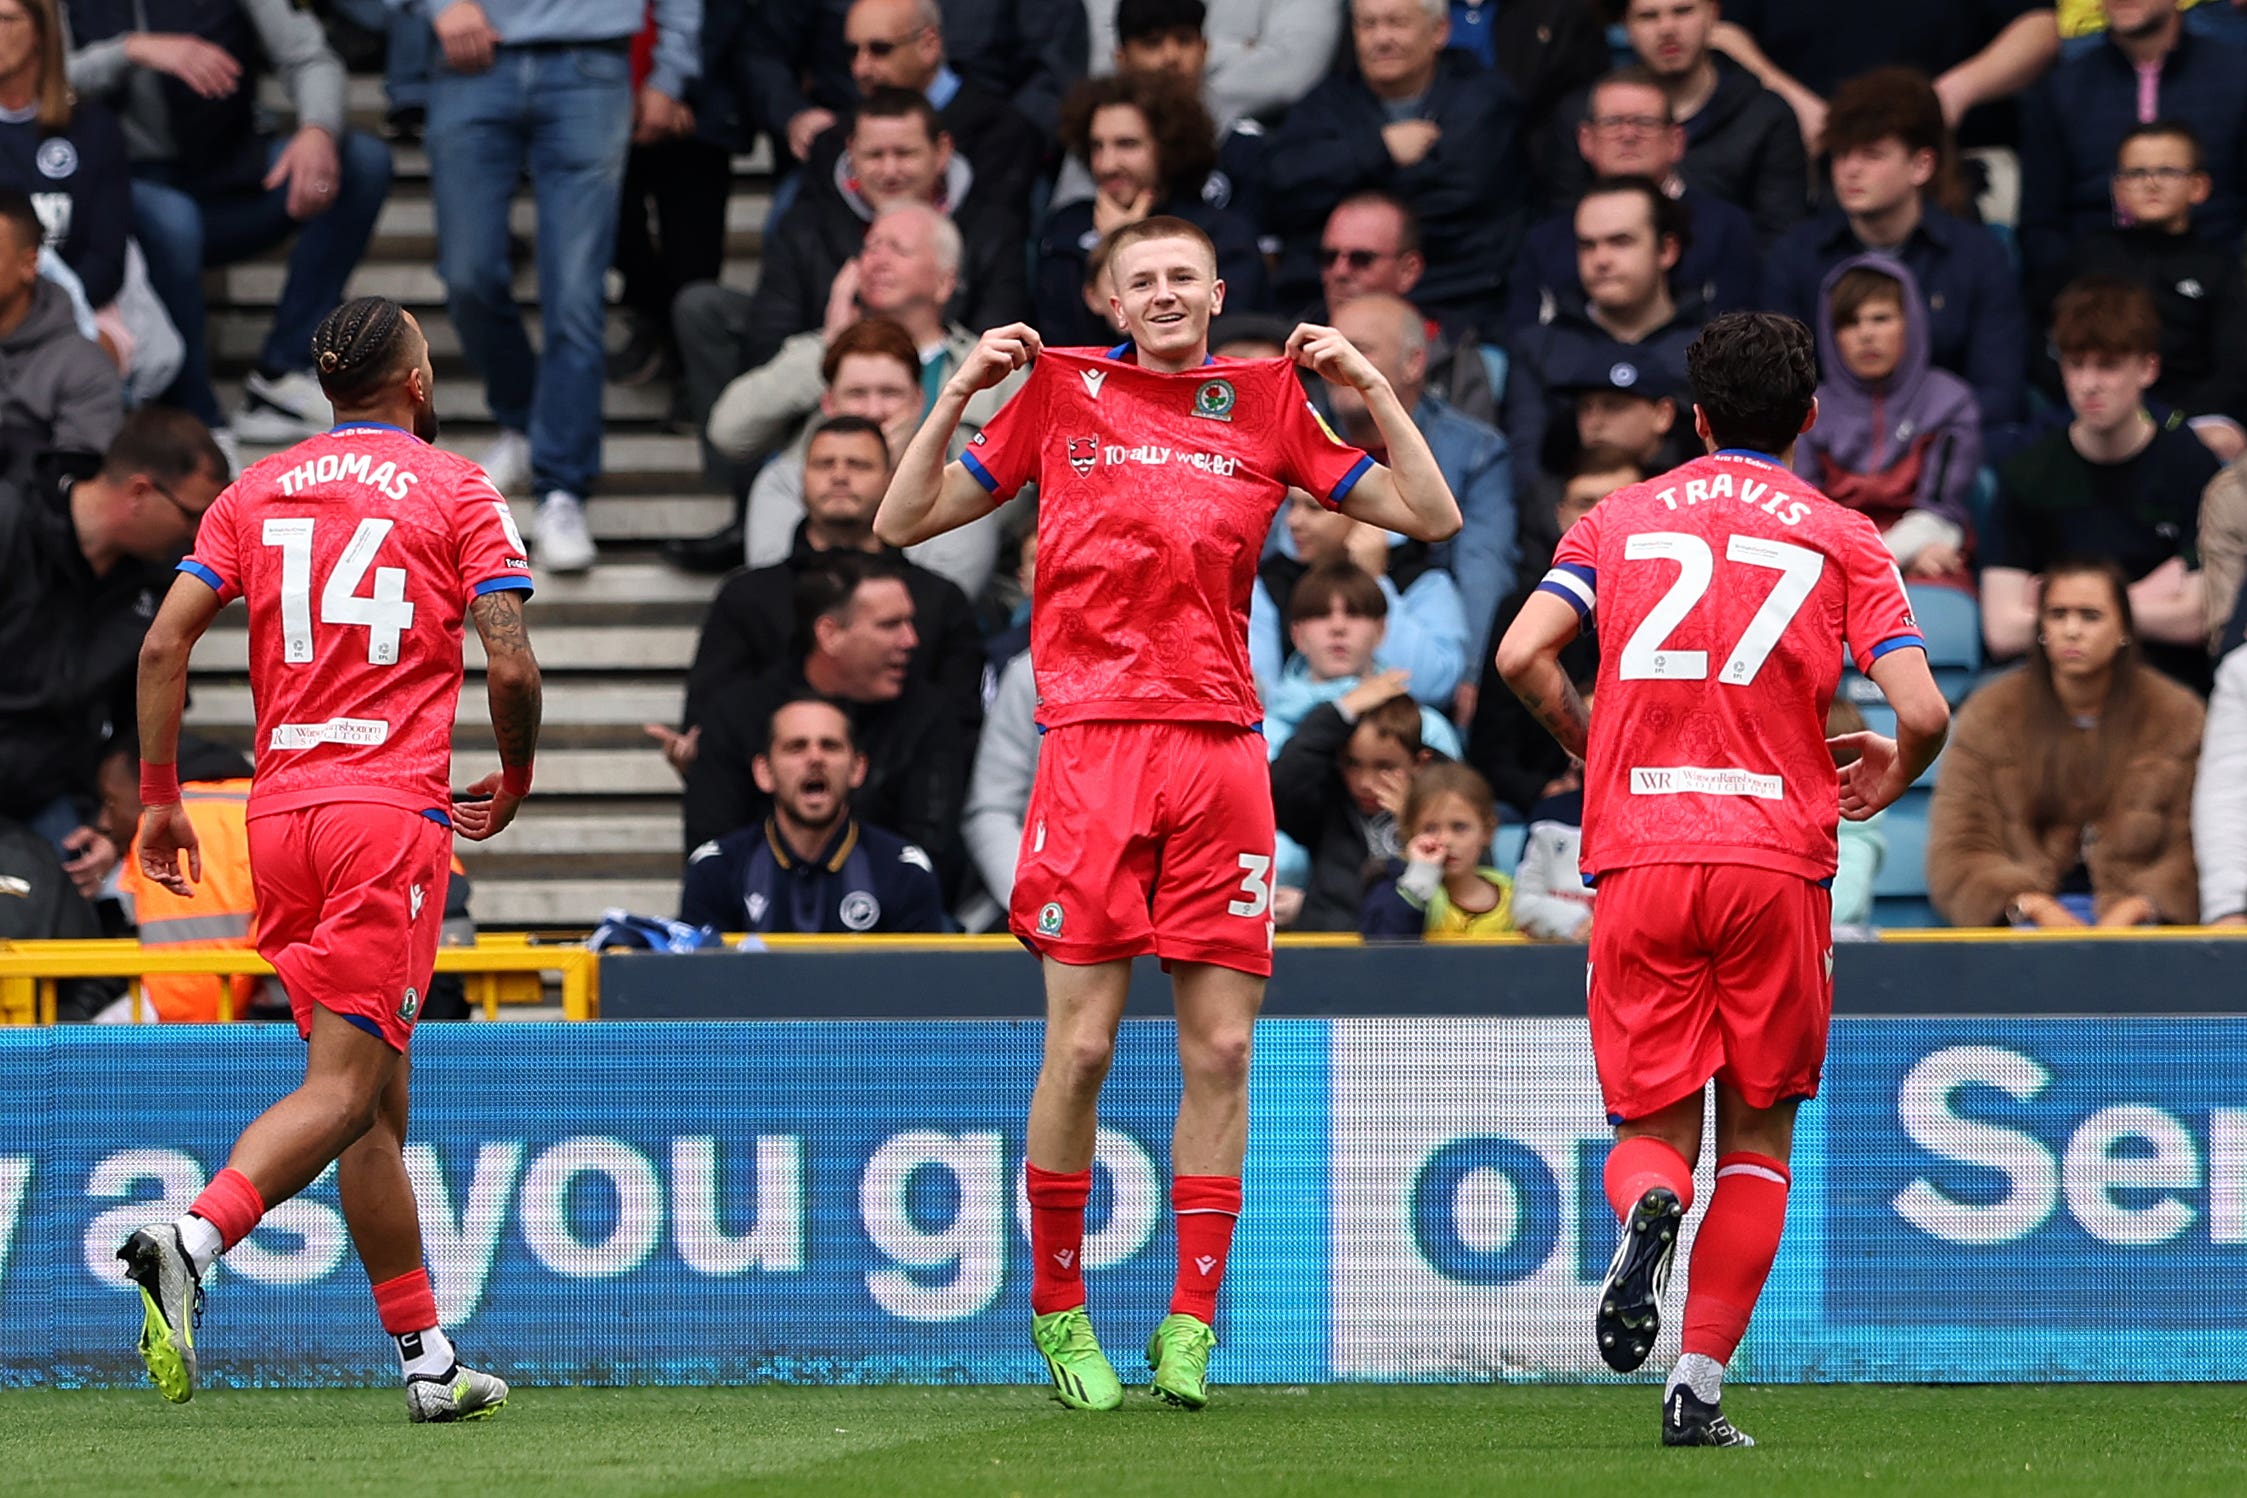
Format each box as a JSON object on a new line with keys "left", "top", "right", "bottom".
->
{"left": 877, "top": 215, "right": 1461, "bottom": 1411}
{"left": 119, "top": 296, "right": 543, "bottom": 1422}
{"left": 1498, "top": 311, "right": 1950, "bottom": 1447}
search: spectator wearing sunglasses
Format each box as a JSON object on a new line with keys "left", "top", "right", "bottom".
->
{"left": 794, "top": 0, "right": 1045, "bottom": 230}
{"left": 1301, "top": 191, "right": 1502, "bottom": 426}
{"left": 745, "top": 0, "right": 1087, "bottom": 161}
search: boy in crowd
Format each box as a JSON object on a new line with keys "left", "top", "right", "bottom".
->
{"left": 1982, "top": 275, "right": 2219, "bottom": 692}
{"left": 1270, "top": 674, "right": 1443, "bottom": 933}
{"left": 1795, "top": 258, "right": 1980, "bottom": 580}
{"left": 2036, "top": 120, "right": 2247, "bottom": 462}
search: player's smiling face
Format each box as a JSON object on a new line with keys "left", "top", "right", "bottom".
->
{"left": 1112, "top": 236, "right": 1223, "bottom": 370}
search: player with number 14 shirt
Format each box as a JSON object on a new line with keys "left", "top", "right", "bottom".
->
{"left": 118, "top": 296, "right": 543, "bottom": 1424}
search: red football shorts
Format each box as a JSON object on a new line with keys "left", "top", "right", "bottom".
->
{"left": 1587, "top": 862, "right": 1834, "bottom": 1122}
{"left": 1011, "top": 721, "right": 1277, "bottom": 977}
{"left": 247, "top": 802, "right": 452, "bottom": 1052}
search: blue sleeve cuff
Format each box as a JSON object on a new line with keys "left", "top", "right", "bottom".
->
{"left": 1327, "top": 453, "right": 1376, "bottom": 506}
{"left": 1867, "top": 634, "right": 1926, "bottom": 662}
{"left": 471, "top": 576, "right": 536, "bottom": 598}
{"left": 960, "top": 450, "right": 1001, "bottom": 494}
{"left": 176, "top": 559, "right": 225, "bottom": 592}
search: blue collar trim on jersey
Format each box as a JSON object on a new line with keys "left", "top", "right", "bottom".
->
{"left": 330, "top": 421, "right": 416, "bottom": 437}
{"left": 1101, "top": 340, "right": 1217, "bottom": 366}
{"left": 1714, "top": 447, "right": 1786, "bottom": 468}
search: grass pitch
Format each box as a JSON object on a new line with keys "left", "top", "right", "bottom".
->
{"left": 6, "top": 1383, "right": 2243, "bottom": 1497}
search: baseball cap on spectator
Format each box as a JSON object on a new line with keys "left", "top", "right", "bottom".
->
{"left": 1551, "top": 354, "right": 1680, "bottom": 405}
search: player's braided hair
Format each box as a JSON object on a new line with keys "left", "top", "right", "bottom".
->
{"left": 311, "top": 295, "right": 412, "bottom": 404}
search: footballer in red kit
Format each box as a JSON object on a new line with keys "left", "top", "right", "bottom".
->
{"left": 118, "top": 298, "right": 543, "bottom": 1423}
{"left": 878, "top": 216, "right": 1461, "bottom": 1410}
{"left": 1501, "top": 313, "right": 1951, "bottom": 1447}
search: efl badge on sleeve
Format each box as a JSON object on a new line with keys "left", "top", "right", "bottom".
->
{"left": 1193, "top": 379, "right": 1236, "bottom": 422}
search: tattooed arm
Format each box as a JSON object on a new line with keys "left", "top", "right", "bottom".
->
{"left": 1495, "top": 589, "right": 1591, "bottom": 761}
{"left": 457, "top": 588, "right": 543, "bottom": 841}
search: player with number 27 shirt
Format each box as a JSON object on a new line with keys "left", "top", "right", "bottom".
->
{"left": 878, "top": 217, "right": 1460, "bottom": 1413}
{"left": 117, "top": 297, "right": 543, "bottom": 1424}
{"left": 1500, "top": 313, "right": 1950, "bottom": 1449}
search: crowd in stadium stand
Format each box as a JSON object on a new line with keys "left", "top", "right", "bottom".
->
{"left": 6, "top": 0, "right": 2247, "bottom": 968}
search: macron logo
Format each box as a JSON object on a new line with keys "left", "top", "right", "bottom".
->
{"left": 1081, "top": 368, "right": 1107, "bottom": 400}
{"left": 1053, "top": 1249, "right": 1076, "bottom": 1269}
{"left": 1195, "top": 1256, "right": 1217, "bottom": 1276}
{"left": 409, "top": 883, "right": 425, "bottom": 920}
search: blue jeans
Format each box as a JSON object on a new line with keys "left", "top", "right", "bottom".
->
{"left": 427, "top": 45, "right": 632, "bottom": 499}
{"left": 132, "top": 130, "right": 395, "bottom": 427}
{"left": 326, "top": 0, "right": 431, "bottom": 110}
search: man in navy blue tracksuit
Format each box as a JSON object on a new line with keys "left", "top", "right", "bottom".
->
{"left": 680, "top": 694, "right": 945, "bottom": 933}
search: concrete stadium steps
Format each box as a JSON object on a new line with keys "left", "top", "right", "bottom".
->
{"left": 230, "top": 432, "right": 710, "bottom": 494}
{"left": 216, "top": 374, "right": 681, "bottom": 424}
{"left": 468, "top": 878, "right": 683, "bottom": 927}
{"left": 190, "top": 71, "right": 769, "bottom": 927}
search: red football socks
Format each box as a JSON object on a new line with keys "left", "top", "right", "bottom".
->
{"left": 1026, "top": 1164, "right": 1091, "bottom": 1315}
{"left": 1603, "top": 1135, "right": 1694, "bottom": 1222}
{"left": 370, "top": 1267, "right": 440, "bottom": 1337}
{"left": 1680, "top": 1151, "right": 1792, "bottom": 1363}
{"left": 188, "top": 1167, "right": 266, "bottom": 1252}
{"left": 1168, "top": 1175, "right": 1242, "bottom": 1324}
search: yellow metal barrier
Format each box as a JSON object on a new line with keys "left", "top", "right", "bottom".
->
{"left": 0, "top": 935, "right": 599, "bottom": 1026}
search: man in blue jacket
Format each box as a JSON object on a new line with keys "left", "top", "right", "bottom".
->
{"left": 1761, "top": 67, "right": 2027, "bottom": 430}
{"left": 680, "top": 695, "right": 945, "bottom": 934}
{"left": 1265, "top": 0, "right": 1526, "bottom": 325}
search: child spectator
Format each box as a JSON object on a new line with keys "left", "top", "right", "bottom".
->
{"left": 1251, "top": 492, "right": 1469, "bottom": 709}
{"left": 1795, "top": 258, "right": 1979, "bottom": 581}
{"left": 1263, "top": 561, "right": 1463, "bottom": 762}
{"left": 1826, "top": 697, "right": 1886, "bottom": 929}
{"left": 1508, "top": 681, "right": 1595, "bottom": 941}
{"left": 1270, "top": 679, "right": 1438, "bottom": 933}
{"left": 1360, "top": 762, "right": 1516, "bottom": 939}
{"left": 2035, "top": 121, "right": 2247, "bottom": 463}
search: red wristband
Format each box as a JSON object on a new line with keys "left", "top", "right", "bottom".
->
{"left": 501, "top": 764, "right": 532, "bottom": 798}
{"left": 140, "top": 760, "right": 181, "bottom": 807}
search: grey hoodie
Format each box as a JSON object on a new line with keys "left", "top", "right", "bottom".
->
{"left": 0, "top": 277, "right": 122, "bottom": 458}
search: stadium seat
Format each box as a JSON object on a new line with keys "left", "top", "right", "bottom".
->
{"left": 1476, "top": 344, "right": 1509, "bottom": 406}
{"left": 1870, "top": 787, "right": 1943, "bottom": 928}
{"left": 1492, "top": 822, "right": 1527, "bottom": 872}
{"left": 1905, "top": 584, "right": 1982, "bottom": 701}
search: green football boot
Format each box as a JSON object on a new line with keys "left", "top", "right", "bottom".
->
{"left": 1031, "top": 1306, "right": 1124, "bottom": 1411}
{"left": 117, "top": 1225, "right": 202, "bottom": 1404}
{"left": 1146, "top": 1312, "right": 1217, "bottom": 1410}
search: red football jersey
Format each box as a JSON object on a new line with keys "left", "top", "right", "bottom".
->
{"left": 962, "top": 345, "right": 1373, "bottom": 726}
{"left": 1542, "top": 450, "right": 1922, "bottom": 881}
{"left": 179, "top": 423, "right": 533, "bottom": 820}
